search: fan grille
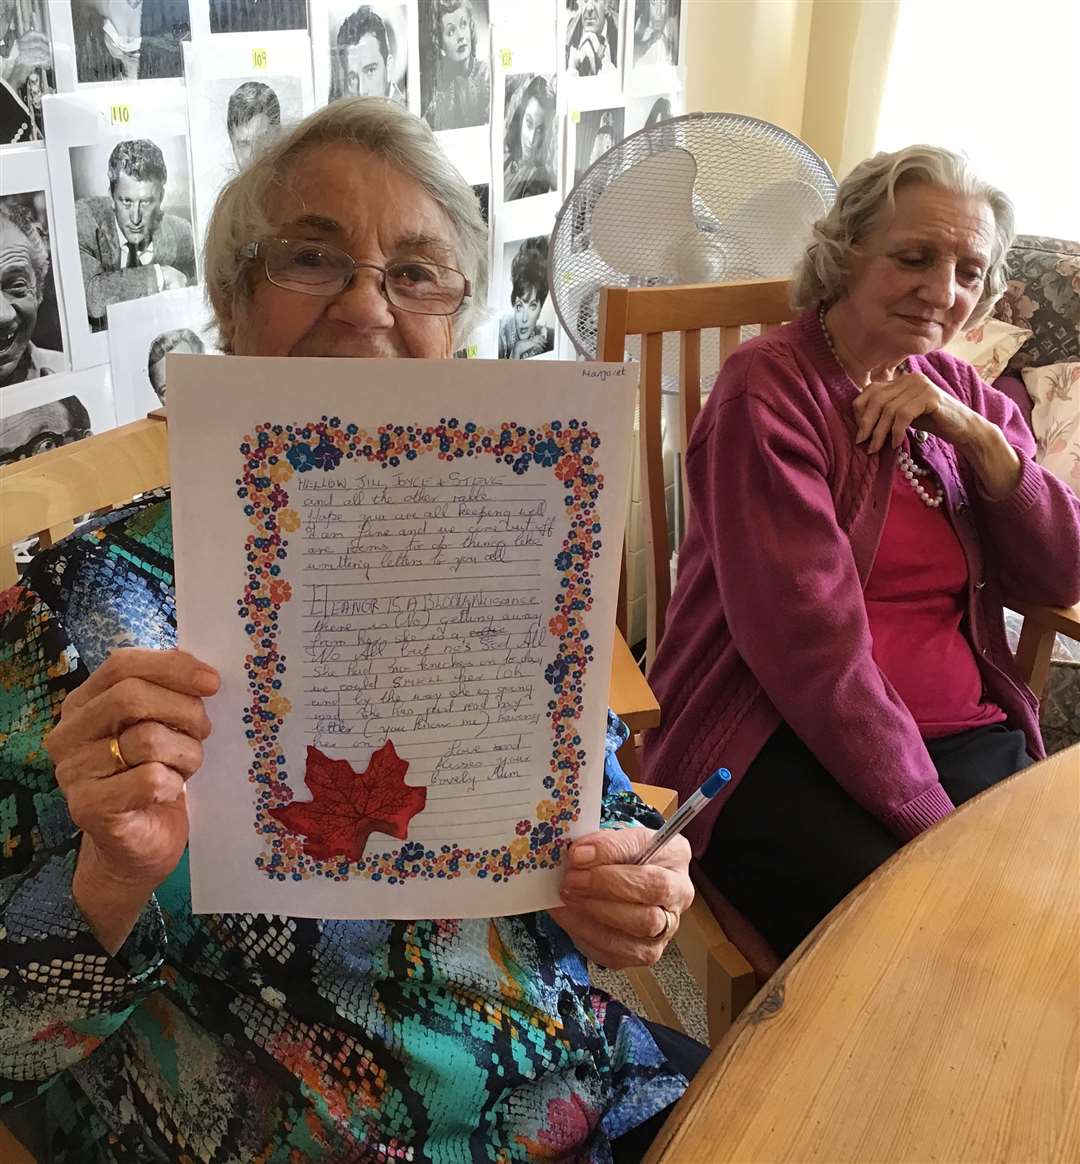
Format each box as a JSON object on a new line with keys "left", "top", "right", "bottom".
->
{"left": 551, "top": 111, "right": 836, "bottom": 361}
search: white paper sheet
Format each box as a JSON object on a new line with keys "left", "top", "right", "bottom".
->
{"left": 169, "top": 354, "right": 636, "bottom": 919}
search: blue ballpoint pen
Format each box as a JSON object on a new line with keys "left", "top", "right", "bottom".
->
{"left": 634, "top": 767, "right": 732, "bottom": 864}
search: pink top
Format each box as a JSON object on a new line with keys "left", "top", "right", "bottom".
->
{"left": 642, "top": 309, "right": 1080, "bottom": 854}
{"left": 865, "top": 447, "right": 1007, "bottom": 738}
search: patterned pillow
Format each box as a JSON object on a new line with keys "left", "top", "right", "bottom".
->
{"left": 944, "top": 319, "right": 1032, "bottom": 381}
{"left": 1021, "top": 361, "right": 1080, "bottom": 494}
{"left": 993, "top": 235, "right": 1080, "bottom": 373}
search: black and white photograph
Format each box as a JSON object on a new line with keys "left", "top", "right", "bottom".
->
{"left": 184, "top": 34, "right": 313, "bottom": 249}
{"left": 497, "top": 235, "right": 555, "bottom": 361}
{"left": 624, "top": 90, "right": 680, "bottom": 139}
{"left": 503, "top": 72, "right": 556, "bottom": 202}
{"left": 632, "top": 0, "right": 680, "bottom": 67}
{"left": 563, "top": 0, "right": 621, "bottom": 80}
{"left": 69, "top": 0, "right": 191, "bottom": 84}
{"left": 69, "top": 135, "right": 195, "bottom": 333}
{"left": 107, "top": 285, "right": 216, "bottom": 421}
{"left": 210, "top": 0, "right": 307, "bottom": 34}
{"left": 0, "top": 189, "right": 65, "bottom": 389}
{"left": 419, "top": 0, "right": 489, "bottom": 132}
{"left": 188, "top": 66, "right": 308, "bottom": 247}
{"left": 0, "top": 363, "right": 116, "bottom": 468}
{"left": 573, "top": 105, "right": 623, "bottom": 187}
{"left": 319, "top": 2, "right": 409, "bottom": 106}
{"left": 0, "top": 0, "right": 54, "bottom": 144}
{"left": 471, "top": 181, "right": 488, "bottom": 225}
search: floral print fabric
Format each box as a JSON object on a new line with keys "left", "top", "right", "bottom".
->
{"left": 992, "top": 235, "right": 1080, "bottom": 373}
{"left": 0, "top": 496, "right": 688, "bottom": 1162}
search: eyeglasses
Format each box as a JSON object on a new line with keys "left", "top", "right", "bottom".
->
{"left": 0, "top": 428, "right": 90, "bottom": 468}
{"left": 239, "top": 238, "right": 471, "bottom": 316}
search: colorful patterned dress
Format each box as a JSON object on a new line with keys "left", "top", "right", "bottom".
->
{"left": 0, "top": 497, "right": 688, "bottom": 1162}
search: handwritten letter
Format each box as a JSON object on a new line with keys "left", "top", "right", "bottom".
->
{"left": 169, "top": 356, "right": 636, "bottom": 918}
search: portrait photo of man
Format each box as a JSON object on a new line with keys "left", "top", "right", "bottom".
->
{"left": 0, "top": 0, "right": 53, "bottom": 144}
{"left": 0, "top": 194, "right": 64, "bottom": 388}
{"left": 632, "top": 0, "right": 680, "bottom": 67}
{"left": 73, "top": 137, "right": 196, "bottom": 333}
{"left": 71, "top": 0, "right": 190, "bottom": 83}
{"left": 0, "top": 395, "right": 90, "bottom": 467}
{"left": 147, "top": 326, "right": 203, "bottom": 405}
{"left": 564, "top": 0, "right": 620, "bottom": 79}
{"left": 330, "top": 4, "right": 407, "bottom": 106}
{"left": 227, "top": 81, "right": 282, "bottom": 169}
{"left": 210, "top": 0, "right": 307, "bottom": 34}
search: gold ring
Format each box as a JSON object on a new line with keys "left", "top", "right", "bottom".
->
{"left": 653, "top": 907, "right": 679, "bottom": 943}
{"left": 108, "top": 735, "right": 129, "bottom": 774}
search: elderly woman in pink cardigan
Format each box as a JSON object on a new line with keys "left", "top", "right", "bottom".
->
{"left": 643, "top": 144, "right": 1080, "bottom": 957}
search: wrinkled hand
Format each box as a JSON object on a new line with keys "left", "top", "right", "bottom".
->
{"left": 46, "top": 648, "right": 220, "bottom": 891}
{"left": 2, "top": 30, "right": 51, "bottom": 91}
{"left": 551, "top": 827, "right": 694, "bottom": 969}
{"left": 853, "top": 370, "right": 980, "bottom": 454}
{"left": 512, "top": 335, "right": 547, "bottom": 360}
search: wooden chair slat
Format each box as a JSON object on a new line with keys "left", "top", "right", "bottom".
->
{"left": 718, "top": 325, "right": 742, "bottom": 374}
{"left": 639, "top": 331, "right": 670, "bottom": 667}
{"left": 622, "top": 277, "right": 790, "bottom": 334}
{"left": 679, "top": 329, "right": 702, "bottom": 520}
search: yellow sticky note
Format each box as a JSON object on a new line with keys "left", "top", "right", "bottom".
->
{"left": 109, "top": 103, "right": 131, "bottom": 127}
{"left": 571, "top": 110, "right": 580, "bottom": 124}
{"left": 252, "top": 47, "right": 268, "bottom": 69}
{"left": 467, "top": 344, "right": 479, "bottom": 359}
{"left": 499, "top": 48, "right": 512, "bottom": 69}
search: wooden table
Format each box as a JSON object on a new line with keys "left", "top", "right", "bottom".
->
{"left": 646, "top": 744, "right": 1080, "bottom": 1164}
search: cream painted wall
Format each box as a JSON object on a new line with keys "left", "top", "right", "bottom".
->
{"left": 684, "top": 0, "right": 812, "bottom": 135}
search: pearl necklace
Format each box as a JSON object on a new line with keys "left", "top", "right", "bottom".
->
{"left": 818, "top": 305, "right": 944, "bottom": 508}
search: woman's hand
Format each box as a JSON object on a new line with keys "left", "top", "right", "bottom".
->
{"left": 853, "top": 371, "right": 1021, "bottom": 498}
{"left": 46, "top": 649, "right": 220, "bottom": 952}
{"left": 551, "top": 828, "right": 694, "bottom": 969}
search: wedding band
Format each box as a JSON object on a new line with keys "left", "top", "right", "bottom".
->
{"left": 653, "top": 907, "right": 678, "bottom": 943}
{"left": 108, "top": 735, "right": 129, "bottom": 774}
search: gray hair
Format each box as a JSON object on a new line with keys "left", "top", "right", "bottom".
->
{"left": 791, "top": 144, "right": 1015, "bottom": 326}
{"left": 203, "top": 97, "right": 489, "bottom": 349}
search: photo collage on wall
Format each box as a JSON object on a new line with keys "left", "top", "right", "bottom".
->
{"left": 1, "top": 0, "right": 685, "bottom": 467}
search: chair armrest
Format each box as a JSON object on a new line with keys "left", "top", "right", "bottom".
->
{"left": 1012, "top": 602, "right": 1080, "bottom": 698}
{"left": 0, "top": 1125, "right": 34, "bottom": 1163}
{"left": 631, "top": 782, "right": 677, "bottom": 820}
{"left": 1011, "top": 601, "right": 1080, "bottom": 642}
{"left": 608, "top": 630, "right": 660, "bottom": 735}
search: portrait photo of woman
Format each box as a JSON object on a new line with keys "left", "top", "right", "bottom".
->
{"left": 502, "top": 73, "right": 556, "bottom": 202}
{"left": 419, "top": 0, "right": 490, "bottom": 132}
{"left": 498, "top": 235, "right": 555, "bottom": 360}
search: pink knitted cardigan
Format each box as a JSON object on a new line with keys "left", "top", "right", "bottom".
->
{"left": 642, "top": 309, "right": 1080, "bottom": 855}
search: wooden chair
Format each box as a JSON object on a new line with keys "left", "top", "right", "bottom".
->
{"left": 598, "top": 276, "right": 1080, "bottom": 1042}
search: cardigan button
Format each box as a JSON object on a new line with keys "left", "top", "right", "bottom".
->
{"left": 975, "top": 579, "right": 986, "bottom": 591}
{"left": 914, "top": 429, "right": 929, "bottom": 443}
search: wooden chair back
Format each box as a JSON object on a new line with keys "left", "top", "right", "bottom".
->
{"left": 598, "top": 278, "right": 792, "bottom": 663}
{"left": 0, "top": 415, "right": 170, "bottom": 590}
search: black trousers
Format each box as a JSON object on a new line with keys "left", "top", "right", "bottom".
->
{"left": 699, "top": 722, "right": 1033, "bottom": 959}
{"left": 610, "top": 1020, "right": 710, "bottom": 1163}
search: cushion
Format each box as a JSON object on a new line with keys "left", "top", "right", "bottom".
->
{"left": 1021, "top": 361, "right": 1080, "bottom": 493}
{"left": 944, "top": 319, "right": 1032, "bottom": 382}
{"left": 992, "top": 235, "right": 1080, "bottom": 373}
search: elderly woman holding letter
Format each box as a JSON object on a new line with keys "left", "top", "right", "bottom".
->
{"left": 0, "top": 99, "right": 699, "bottom": 1163}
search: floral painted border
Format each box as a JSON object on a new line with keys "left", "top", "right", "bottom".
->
{"left": 236, "top": 416, "right": 605, "bottom": 884}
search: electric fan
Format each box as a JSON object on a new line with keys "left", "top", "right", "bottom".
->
{"left": 550, "top": 111, "right": 837, "bottom": 367}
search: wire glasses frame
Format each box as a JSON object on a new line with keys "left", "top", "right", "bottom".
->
{"left": 238, "top": 238, "right": 471, "bottom": 316}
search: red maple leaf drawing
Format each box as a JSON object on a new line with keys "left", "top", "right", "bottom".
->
{"left": 268, "top": 741, "right": 427, "bottom": 862}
